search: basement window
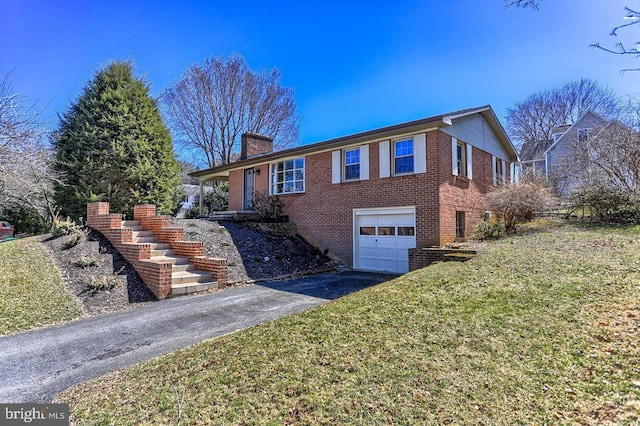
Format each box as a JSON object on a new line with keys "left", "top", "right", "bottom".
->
{"left": 455, "top": 211, "right": 465, "bottom": 239}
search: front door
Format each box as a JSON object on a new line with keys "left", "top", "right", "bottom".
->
{"left": 243, "top": 168, "right": 255, "bottom": 210}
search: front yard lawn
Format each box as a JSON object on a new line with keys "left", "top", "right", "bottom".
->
{"left": 59, "top": 222, "right": 640, "bottom": 424}
{"left": 0, "top": 237, "right": 82, "bottom": 335}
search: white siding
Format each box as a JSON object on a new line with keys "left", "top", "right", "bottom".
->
{"left": 466, "top": 143, "right": 473, "bottom": 180}
{"left": 492, "top": 155, "right": 497, "bottom": 186}
{"left": 442, "top": 113, "right": 511, "bottom": 161}
{"left": 451, "top": 137, "right": 458, "bottom": 175}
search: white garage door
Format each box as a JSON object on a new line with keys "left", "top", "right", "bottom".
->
{"left": 354, "top": 207, "right": 416, "bottom": 273}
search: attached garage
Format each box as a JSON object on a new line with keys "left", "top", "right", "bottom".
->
{"left": 353, "top": 207, "right": 416, "bottom": 273}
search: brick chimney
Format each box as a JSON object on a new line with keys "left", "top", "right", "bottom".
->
{"left": 241, "top": 133, "right": 274, "bottom": 160}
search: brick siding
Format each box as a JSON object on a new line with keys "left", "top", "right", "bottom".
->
{"left": 227, "top": 129, "right": 508, "bottom": 269}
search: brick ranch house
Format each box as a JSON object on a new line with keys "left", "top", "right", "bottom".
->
{"left": 191, "top": 105, "right": 518, "bottom": 274}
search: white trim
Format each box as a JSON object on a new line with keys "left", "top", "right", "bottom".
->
{"left": 342, "top": 146, "right": 361, "bottom": 181}
{"left": 379, "top": 140, "right": 390, "bottom": 178}
{"left": 269, "top": 157, "right": 306, "bottom": 195}
{"left": 414, "top": 133, "right": 427, "bottom": 174}
{"left": 331, "top": 150, "right": 341, "bottom": 184}
{"left": 196, "top": 127, "right": 442, "bottom": 179}
{"left": 501, "top": 160, "right": 507, "bottom": 184}
{"left": 466, "top": 143, "right": 473, "bottom": 180}
{"left": 360, "top": 144, "right": 370, "bottom": 180}
{"left": 354, "top": 206, "right": 416, "bottom": 216}
{"left": 451, "top": 137, "right": 458, "bottom": 175}
{"left": 391, "top": 137, "right": 415, "bottom": 176}
{"left": 492, "top": 156, "right": 497, "bottom": 186}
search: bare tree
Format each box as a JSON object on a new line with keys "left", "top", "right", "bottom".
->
{"left": 507, "top": 1, "right": 639, "bottom": 72}
{"left": 569, "top": 120, "right": 640, "bottom": 194}
{"left": 161, "top": 54, "right": 299, "bottom": 168}
{"left": 507, "top": 79, "right": 620, "bottom": 148}
{"left": 504, "top": 0, "right": 540, "bottom": 10}
{"left": 0, "top": 73, "right": 59, "bottom": 228}
{"left": 591, "top": 7, "right": 640, "bottom": 72}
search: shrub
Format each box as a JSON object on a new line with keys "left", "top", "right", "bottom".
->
{"left": 569, "top": 183, "right": 640, "bottom": 224}
{"left": 71, "top": 256, "right": 98, "bottom": 268}
{"left": 88, "top": 267, "right": 124, "bottom": 291}
{"left": 52, "top": 218, "right": 82, "bottom": 238}
{"left": 62, "top": 230, "right": 87, "bottom": 250}
{"left": 483, "top": 180, "right": 558, "bottom": 232}
{"left": 251, "top": 191, "right": 284, "bottom": 223}
{"left": 473, "top": 220, "right": 506, "bottom": 240}
{"left": 1, "top": 206, "right": 47, "bottom": 234}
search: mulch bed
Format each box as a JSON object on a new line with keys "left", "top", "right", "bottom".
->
{"left": 40, "top": 219, "right": 336, "bottom": 316}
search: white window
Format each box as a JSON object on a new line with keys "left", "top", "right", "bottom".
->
{"left": 332, "top": 145, "right": 369, "bottom": 183}
{"left": 492, "top": 156, "right": 507, "bottom": 186}
{"left": 456, "top": 141, "right": 466, "bottom": 177}
{"left": 270, "top": 158, "right": 305, "bottom": 194}
{"left": 393, "top": 138, "right": 414, "bottom": 175}
{"left": 452, "top": 137, "right": 473, "bottom": 179}
{"left": 578, "top": 128, "right": 589, "bottom": 142}
{"left": 379, "top": 133, "right": 426, "bottom": 178}
{"left": 344, "top": 148, "right": 361, "bottom": 180}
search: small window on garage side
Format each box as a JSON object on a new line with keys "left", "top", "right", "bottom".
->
{"left": 455, "top": 211, "right": 465, "bottom": 239}
{"left": 398, "top": 226, "right": 415, "bottom": 236}
{"left": 359, "top": 226, "right": 375, "bottom": 235}
{"left": 377, "top": 226, "right": 396, "bottom": 236}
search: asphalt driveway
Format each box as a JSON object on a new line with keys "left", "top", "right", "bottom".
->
{"left": 0, "top": 271, "right": 394, "bottom": 403}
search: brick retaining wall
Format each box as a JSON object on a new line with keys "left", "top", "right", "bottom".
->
{"left": 87, "top": 202, "right": 228, "bottom": 299}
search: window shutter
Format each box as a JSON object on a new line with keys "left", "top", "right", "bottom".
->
{"left": 331, "top": 150, "right": 341, "bottom": 184}
{"left": 501, "top": 160, "right": 507, "bottom": 184}
{"left": 360, "top": 145, "right": 370, "bottom": 180}
{"left": 466, "top": 143, "right": 473, "bottom": 180}
{"left": 451, "top": 137, "right": 458, "bottom": 175}
{"left": 491, "top": 156, "right": 497, "bottom": 186}
{"left": 379, "top": 140, "right": 390, "bottom": 178}
{"left": 414, "top": 133, "right": 426, "bottom": 174}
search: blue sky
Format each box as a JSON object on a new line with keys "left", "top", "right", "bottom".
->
{"left": 1, "top": 0, "right": 638, "bottom": 159}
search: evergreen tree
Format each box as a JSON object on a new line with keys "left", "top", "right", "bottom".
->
{"left": 53, "top": 61, "right": 181, "bottom": 219}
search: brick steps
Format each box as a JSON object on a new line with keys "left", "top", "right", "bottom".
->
{"left": 125, "top": 219, "right": 218, "bottom": 295}
{"left": 87, "top": 202, "right": 228, "bottom": 299}
{"left": 171, "top": 270, "right": 213, "bottom": 285}
{"left": 171, "top": 281, "right": 218, "bottom": 296}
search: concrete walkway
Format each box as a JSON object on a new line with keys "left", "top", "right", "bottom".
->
{"left": 0, "top": 271, "right": 393, "bottom": 403}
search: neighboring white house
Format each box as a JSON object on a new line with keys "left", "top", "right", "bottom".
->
{"left": 177, "top": 184, "right": 216, "bottom": 217}
{"left": 517, "top": 111, "right": 608, "bottom": 194}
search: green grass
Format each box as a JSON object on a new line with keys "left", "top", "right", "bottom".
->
{"left": 59, "top": 222, "right": 640, "bottom": 425}
{"left": 0, "top": 237, "right": 82, "bottom": 335}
